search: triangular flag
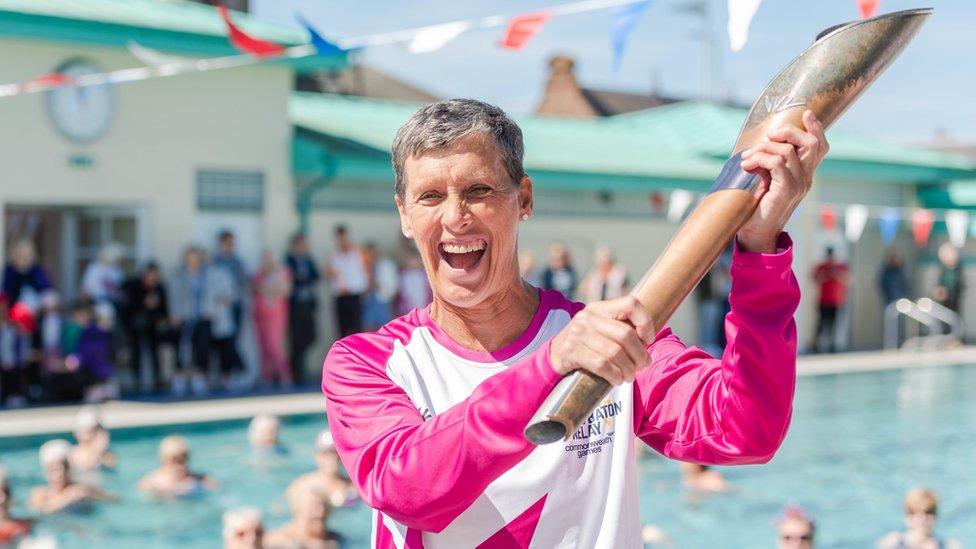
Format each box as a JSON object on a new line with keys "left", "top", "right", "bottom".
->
{"left": 856, "top": 0, "right": 880, "bottom": 19}
{"left": 218, "top": 4, "right": 286, "bottom": 57}
{"left": 667, "top": 189, "right": 695, "bottom": 222}
{"left": 297, "top": 15, "right": 345, "bottom": 57}
{"left": 408, "top": 22, "right": 469, "bottom": 53}
{"left": 844, "top": 204, "right": 868, "bottom": 243}
{"left": 820, "top": 205, "right": 837, "bottom": 231}
{"left": 127, "top": 42, "right": 192, "bottom": 67}
{"left": 611, "top": 1, "right": 652, "bottom": 73}
{"left": 879, "top": 208, "right": 900, "bottom": 243}
{"left": 946, "top": 210, "right": 969, "bottom": 248}
{"left": 22, "top": 72, "right": 71, "bottom": 92}
{"left": 500, "top": 12, "right": 552, "bottom": 50}
{"left": 911, "top": 209, "right": 935, "bottom": 247}
{"left": 727, "top": 0, "right": 763, "bottom": 52}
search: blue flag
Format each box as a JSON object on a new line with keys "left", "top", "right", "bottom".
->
{"left": 879, "top": 207, "right": 901, "bottom": 243}
{"left": 612, "top": 0, "right": 652, "bottom": 73}
{"left": 297, "top": 14, "right": 344, "bottom": 57}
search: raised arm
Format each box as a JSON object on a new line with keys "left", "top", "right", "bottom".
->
{"left": 634, "top": 234, "right": 800, "bottom": 465}
{"left": 323, "top": 340, "right": 561, "bottom": 532}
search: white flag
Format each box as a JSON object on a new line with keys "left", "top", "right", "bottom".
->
{"left": 408, "top": 22, "right": 469, "bottom": 53}
{"left": 127, "top": 41, "right": 192, "bottom": 67}
{"left": 667, "top": 189, "right": 695, "bottom": 222}
{"left": 844, "top": 204, "right": 868, "bottom": 243}
{"left": 946, "top": 209, "right": 969, "bottom": 248}
{"left": 727, "top": 0, "right": 763, "bottom": 52}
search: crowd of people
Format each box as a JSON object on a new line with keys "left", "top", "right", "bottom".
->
{"left": 0, "top": 226, "right": 434, "bottom": 407}
{"left": 810, "top": 241, "right": 968, "bottom": 353}
{"left": 0, "top": 407, "right": 960, "bottom": 547}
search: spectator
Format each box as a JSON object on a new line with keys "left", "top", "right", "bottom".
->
{"left": 34, "top": 290, "right": 65, "bottom": 384}
{"left": 80, "top": 244, "right": 124, "bottom": 305}
{"left": 285, "top": 233, "right": 320, "bottom": 385}
{"left": 541, "top": 243, "right": 577, "bottom": 298}
{"left": 680, "top": 462, "right": 728, "bottom": 493}
{"left": 579, "top": 245, "right": 629, "bottom": 302}
{"left": 877, "top": 487, "right": 961, "bottom": 549}
{"left": 66, "top": 302, "right": 118, "bottom": 403}
{"left": 2, "top": 239, "right": 51, "bottom": 306}
{"left": 138, "top": 435, "right": 217, "bottom": 498}
{"left": 361, "top": 242, "right": 398, "bottom": 331}
{"left": 29, "top": 440, "right": 116, "bottom": 514}
{"left": 811, "top": 247, "right": 849, "bottom": 353}
{"left": 222, "top": 507, "right": 263, "bottom": 549}
{"left": 879, "top": 247, "right": 908, "bottom": 305}
{"left": 286, "top": 430, "right": 356, "bottom": 508}
{"left": 776, "top": 506, "right": 815, "bottom": 549}
{"left": 120, "top": 262, "right": 170, "bottom": 393}
{"left": 208, "top": 259, "right": 243, "bottom": 392}
{"left": 0, "top": 467, "right": 32, "bottom": 545}
{"left": 396, "top": 252, "right": 431, "bottom": 316}
{"left": 519, "top": 250, "right": 542, "bottom": 287}
{"left": 325, "top": 225, "right": 368, "bottom": 338}
{"left": 696, "top": 251, "right": 733, "bottom": 357}
{"left": 69, "top": 406, "right": 117, "bottom": 472}
{"left": 212, "top": 231, "right": 248, "bottom": 368}
{"left": 169, "top": 247, "right": 212, "bottom": 396}
{"left": 265, "top": 484, "right": 342, "bottom": 549}
{"left": 0, "top": 294, "right": 31, "bottom": 407}
{"left": 932, "top": 243, "right": 964, "bottom": 315}
{"left": 253, "top": 251, "right": 292, "bottom": 388}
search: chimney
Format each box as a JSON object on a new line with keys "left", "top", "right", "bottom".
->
{"left": 535, "top": 56, "right": 599, "bottom": 118}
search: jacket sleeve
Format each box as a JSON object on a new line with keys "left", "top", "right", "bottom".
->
{"left": 633, "top": 233, "right": 800, "bottom": 465}
{"left": 322, "top": 338, "right": 562, "bottom": 532}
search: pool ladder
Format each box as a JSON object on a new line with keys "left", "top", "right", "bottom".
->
{"left": 883, "top": 297, "right": 963, "bottom": 350}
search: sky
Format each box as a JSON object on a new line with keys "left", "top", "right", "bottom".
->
{"left": 252, "top": 0, "right": 975, "bottom": 143}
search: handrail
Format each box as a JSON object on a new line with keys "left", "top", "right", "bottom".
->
{"left": 883, "top": 297, "right": 963, "bottom": 350}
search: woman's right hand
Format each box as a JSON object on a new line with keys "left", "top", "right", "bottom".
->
{"left": 549, "top": 296, "right": 655, "bottom": 384}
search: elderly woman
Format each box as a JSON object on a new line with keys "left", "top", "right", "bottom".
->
{"left": 322, "top": 99, "right": 827, "bottom": 546}
{"left": 138, "top": 435, "right": 217, "bottom": 498}
{"left": 29, "top": 440, "right": 116, "bottom": 514}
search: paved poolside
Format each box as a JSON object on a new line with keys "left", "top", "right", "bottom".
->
{"left": 2, "top": 345, "right": 974, "bottom": 438}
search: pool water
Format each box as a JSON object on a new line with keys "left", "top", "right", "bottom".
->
{"left": 1, "top": 363, "right": 974, "bottom": 548}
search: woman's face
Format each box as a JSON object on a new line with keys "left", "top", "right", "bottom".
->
{"left": 904, "top": 506, "right": 936, "bottom": 537}
{"left": 44, "top": 460, "right": 69, "bottom": 488}
{"left": 396, "top": 136, "right": 532, "bottom": 309}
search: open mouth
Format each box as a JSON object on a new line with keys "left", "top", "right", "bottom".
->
{"left": 439, "top": 239, "right": 487, "bottom": 270}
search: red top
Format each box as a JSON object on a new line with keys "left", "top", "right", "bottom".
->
{"left": 814, "top": 261, "right": 848, "bottom": 306}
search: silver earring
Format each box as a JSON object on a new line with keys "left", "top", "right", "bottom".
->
{"left": 521, "top": 213, "right": 529, "bottom": 221}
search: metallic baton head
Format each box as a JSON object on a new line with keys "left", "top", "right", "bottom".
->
{"left": 733, "top": 8, "right": 933, "bottom": 154}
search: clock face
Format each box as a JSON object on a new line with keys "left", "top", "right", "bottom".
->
{"left": 45, "top": 60, "right": 115, "bottom": 143}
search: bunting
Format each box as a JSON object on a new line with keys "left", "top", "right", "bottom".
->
{"left": 218, "top": 4, "right": 286, "bottom": 57}
{"left": 409, "top": 22, "right": 469, "bottom": 53}
{"left": 500, "top": 12, "right": 552, "bottom": 50}
{"left": 844, "top": 204, "right": 868, "bottom": 243}
{"left": 297, "top": 16, "right": 345, "bottom": 57}
{"left": 856, "top": 0, "right": 880, "bottom": 19}
{"left": 727, "top": 0, "right": 763, "bottom": 52}
{"left": 667, "top": 189, "right": 695, "bottom": 222}
{"left": 611, "top": 0, "right": 652, "bottom": 71}
{"left": 911, "top": 209, "right": 935, "bottom": 247}
{"left": 879, "top": 208, "right": 900, "bottom": 244}
{"left": 945, "top": 210, "right": 969, "bottom": 248}
{"left": 820, "top": 205, "right": 837, "bottom": 231}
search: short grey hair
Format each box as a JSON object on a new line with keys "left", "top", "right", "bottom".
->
{"left": 392, "top": 99, "right": 525, "bottom": 198}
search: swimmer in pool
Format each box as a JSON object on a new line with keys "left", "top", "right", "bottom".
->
{"left": 776, "top": 506, "right": 815, "bottom": 549}
{"left": 680, "top": 462, "right": 729, "bottom": 493}
{"left": 28, "top": 440, "right": 117, "bottom": 514}
{"left": 0, "top": 468, "right": 33, "bottom": 545}
{"left": 138, "top": 436, "right": 218, "bottom": 498}
{"left": 265, "top": 484, "right": 342, "bottom": 549}
{"left": 223, "top": 507, "right": 264, "bottom": 549}
{"left": 248, "top": 414, "right": 288, "bottom": 457}
{"left": 877, "top": 487, "right": 961, "bottom": 549}
{"left": 285, "top": 430, "right": 356, "bottom": 508}
{"left": 69, "top": 406, "right": 117, "bottom": 472}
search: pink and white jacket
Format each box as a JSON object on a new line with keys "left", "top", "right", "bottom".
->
{"left": 323, "top": 234, "right": 800, "bottom": 548}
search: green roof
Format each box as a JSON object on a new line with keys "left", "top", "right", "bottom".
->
{"left": 290, "top": 92, "right": 976, "bottom": 191}
{"left": 0, "top": 0, "right": 345, "bottom": 71}
{"left": 918, "top": 180, "right": 976, "bottom": 210}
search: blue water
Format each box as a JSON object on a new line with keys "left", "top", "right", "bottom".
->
{"left": 1, "top": 364, "right": 973, "bottom": 548}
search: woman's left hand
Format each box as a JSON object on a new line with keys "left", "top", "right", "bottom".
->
{"left": 737, "top": 109, "right": 830, "bottom": 253}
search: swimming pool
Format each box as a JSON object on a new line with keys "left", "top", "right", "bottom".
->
{"left": 1, "top": 363, "right": 973, "bottom": 548}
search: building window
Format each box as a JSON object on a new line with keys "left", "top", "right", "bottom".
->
{"left": 196, "top": 169, "right": 264, "bottom": 212}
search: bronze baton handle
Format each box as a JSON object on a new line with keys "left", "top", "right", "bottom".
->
{"left": 524, "top": 8, "right": 933, "bottom": 445}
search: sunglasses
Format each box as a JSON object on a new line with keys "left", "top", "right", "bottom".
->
{"left": 780, "top": 534, "right": 813, "bottom": 542}
{"left": 168, "top": 453, "right": 189, "bottom": 464}
{"left": 906, "top": 508, "right": 937, "bottom": 517}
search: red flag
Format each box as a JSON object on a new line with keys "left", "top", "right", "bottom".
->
{"left": 856, "top": 0, "right": 879, "bottom": 19}
{"left": 820, "top": 205, "right": 837, "bottom": 231}
{"left": 911, "top": 209, "right": 934, "bottom": 246}
{"left": 500, "top": 12, "right": 552, "bottom": 50}
{"left": 218, "top": 4, "right": 285, "bottom": 57}
{"left": 21, "top": 72, "right": 72, "bottom": 92}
